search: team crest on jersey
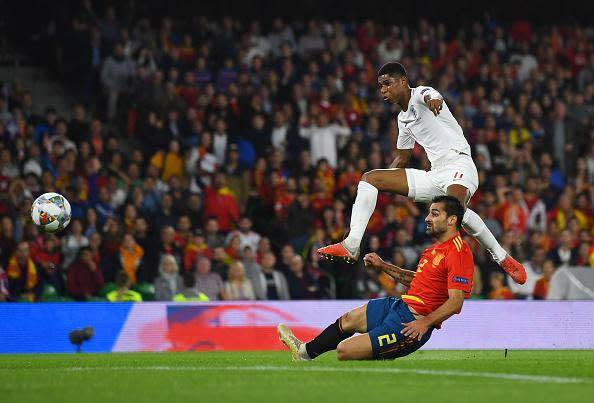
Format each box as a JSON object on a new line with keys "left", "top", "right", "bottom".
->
{"left": 432, "top": 253, "right": 445, "bottom": 266}
{"left": 410, "top": 105, "right": 417, "bottom": 119}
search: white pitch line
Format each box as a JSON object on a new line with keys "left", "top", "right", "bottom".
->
{"left": 25, "top": 365, "right": 587, "bottom": 384}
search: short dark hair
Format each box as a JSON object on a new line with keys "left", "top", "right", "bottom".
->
{"left": 115, "top": 271, "right": 129, "bottom": 288}
{"left": 432, "top": 195, "right": 464, "bottom": 230}
{"left": 377, "top": 62, "right": 407, "bottom": 79}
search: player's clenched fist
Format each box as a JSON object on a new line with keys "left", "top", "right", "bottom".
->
{"left": 363, "top": 253, "right": 386, "bottom": 269}
{"left": 427, "top": 98, "right": 443, "bottom": 116}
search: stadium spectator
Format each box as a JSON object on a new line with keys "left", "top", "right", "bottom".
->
{"left": 203, "top": 172, "right": 240, "bottom": 232}
{"left": 61, "top": 219, "right": 89, "bottom": 270}
{"left": 488, "top": 272, "right": 514, "bottom": 300}
{"left": 241, "top": 246, "right": 262, "bottom": 285}
{"left": 194, "top": 256, "right": 225, "bottom": 300}
{"left": 549, "top": 230, "right": 577, "bottom": 268}
{"left": 118, "top": 233, "right": 144, "bottom": 284}
{"left": 0, "top": 266, "right": 9, "bottom": 301}
{"left": 223, "top": 261, "right": 256, "bottom": 300}
{"left": 6, "top": 242, "right": 39, "bottom": 302}
{"left": 107, "top": 271, "right": 142, "bottom": 302}
{"left": 225, "top": 216, "right": 261, "bottom": 252}
{"left": 286, "top": 255, "right": 319, "bottom": 299}
{"left": 173, "top": 272, "right": 209, "bottom": 302}
{"left": 533, "top": 259, "right": 556, "bottom": 300}
{"left": 66, "top": 247, "right": 105, "bottom": 301}
{"left": 252, "top": 251, "right": 290, "bottom": 300}
{"left": 100, "top": 42, "right": 135, "bottom": 121}
{"left": 154, "top": 254, "right": 183, "bottom": 301}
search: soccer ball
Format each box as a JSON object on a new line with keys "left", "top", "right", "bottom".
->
{"left": 31, "top": 192, "right": 72, "bottom": 233}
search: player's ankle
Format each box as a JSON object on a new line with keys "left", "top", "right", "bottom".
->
{"left": 343, "top": 238, "right": 360, "bottom": 254}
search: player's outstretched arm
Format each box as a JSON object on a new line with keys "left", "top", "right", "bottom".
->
{"left": 388, "top": 148, "right": 412, "bottom": 169}
{"left": 363, "top": 253, "right": 415, "bottom": 287}
{"left": 401, "top": 289, "right": 465, "bottom": 340}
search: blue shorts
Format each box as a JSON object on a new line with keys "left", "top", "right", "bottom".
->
{"left": 366, "top": 297, "right": 433, "bottom": 360}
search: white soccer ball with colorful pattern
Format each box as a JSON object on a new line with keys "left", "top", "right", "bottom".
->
{"left": 31, "top": 192, "right": 72, "bottom": 233}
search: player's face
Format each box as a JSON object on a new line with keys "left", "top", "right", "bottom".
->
{"left": 425, "top": 204, "right": 449, "bottom": 236}
{"left": 377, "top": 74, "right": 405, "bottom": 104}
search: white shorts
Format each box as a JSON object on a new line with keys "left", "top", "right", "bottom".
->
{"left": 405, "top": 152, "right": 479, "bottom": 203}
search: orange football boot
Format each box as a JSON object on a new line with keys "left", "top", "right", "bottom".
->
{"left": 500, "top": 255, "right": 527, "bottom": 285}
{"left": 317, "top": 242, "right": 359, "bottom": 264}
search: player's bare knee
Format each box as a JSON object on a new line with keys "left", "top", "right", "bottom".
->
{"left": 336, "top": 341, "right": 351, "bottom": 361}
{"left": 361, "top": 170, "right": 381, "bottom": 188}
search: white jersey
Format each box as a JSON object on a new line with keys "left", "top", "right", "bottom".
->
{"left": 396, "top": 86, "right": 471, "bottom": 168}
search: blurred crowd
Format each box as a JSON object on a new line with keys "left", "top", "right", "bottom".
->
{"left": 0, "top": 4, "right": 593, "bottom": 302}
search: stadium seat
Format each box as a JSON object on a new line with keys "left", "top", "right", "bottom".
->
{"left": 132, "top": 283, "right": 155, "bottom": 301}
{"left": 99, "top": 283, "right": 117, "bottom": 297}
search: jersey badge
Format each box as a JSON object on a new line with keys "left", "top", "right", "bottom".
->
{"left": 432, "top": 253, "right": 445, "bottom": 266}
{"left": 452, "top": 276, "right": 469, "bottom": 284}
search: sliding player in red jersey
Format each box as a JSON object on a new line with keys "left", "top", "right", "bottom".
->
{"left": 317, "top": 61, "right": 525, "bottom": 285}
{"left": 279, "top": 195, "right": 474, "bottom": 360}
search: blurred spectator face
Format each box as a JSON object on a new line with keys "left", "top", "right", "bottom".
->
{"left": 274, "top": 110, "right": 286, "bottom": 127}
{"left": 71, "top": 219, "right": 83, "bottom": 235}
{"left": 297, "top": 193, "right": 309, "bottom": 208}
{"left": 161, "top": 226, "right": 175, "bottom": 244}
{"left": 177, "top": 216, "right": 191, "bottom": 232}
{"left": 196, "top": 257, "right": 211, "bottom": 276}
{"left": 289, "top": 255, "right": 304, "bottom": 275}
{"left": 16, "top": 242, "right": 29, "bottom": 260}
{"left": 395, "top": 229, "right": 409, "bottom": 246}
{"left": 239, "top": 217, "right": 252, "bottom": 233}
{"left": 559, "top": 230, "right": 572, "bottom": 248}
{"left": 89, "top": 232, "right": 101, "bottom": 250}
{"left": 261, "top": 252, "right": 276, "bottom": 271}
{"left": 215, "top": 119, "right": 227, "bottom": 135}
{"left": 135, "top": 218, "right": 148, "bottom": 234}
{"left": 113, "top": 43, "right": 124, "bottom": 58}
{"left": 258, "top": 237, "right": 271, "bottom": 253}
{"left": 489, "top": 273, "right": 505, "bottom": 290}
{"left": 229, "top": 262, "right": 245, "bottom": 281}
{"left": 161, "top": 194, "right": 173, "bottom": 210}
{"left": 81, "top": 248, "right": 93, "bottom": 265}
{"left": 532, "top": 248, "right": 547, "bottom": 266}
{"left": 281, "top": 245, "right": 295, "bottom": 263}
{"left": 316, "top": 113, "right": 329, "bottom": 127}
{"left": 99, "top": 187, "right": 110, "bottom": 203}
{"left": 243, "top": 246, "right": 255, "bottom": 262}
{"left": 214, "top": 172, "right": 227, "bottom": 188}
{"left": 206, "top": 219, "right": 219, "bottom": 234}
{"left": 122, "top": 234, "right": 135, "bottom": 249}
{"left": 162, "top": 255, "right": 178, "bottom": 275}
{"left": 56, "top": 121, "right": 68, "bottom": 137}
{"left": 392, "top": 251, "right": 406, "bottom": 267}
{"left": 253, "top": 115, "right": 265, "bottom": 131}
{"left": 1, "top": 217, "right": 14, "bottom": 237}
{"left": 542, "top": 260, "right": 556, "bottom": 279}
{"left": 369, "top": 235, "right": 380, "bottom": 251}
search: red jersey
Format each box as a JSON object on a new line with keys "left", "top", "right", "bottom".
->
{"left": 402, "top": 233, "right": 474, "bottom": 318}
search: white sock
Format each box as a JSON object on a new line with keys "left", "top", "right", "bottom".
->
{"left": 462, "top": 208, "right": 507, "bottom": 263}
{"left": 343, "top": 181, "right": 378, "bottom": 252}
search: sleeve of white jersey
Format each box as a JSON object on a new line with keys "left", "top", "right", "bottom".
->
{"left": 396, "top": 120, "right": 415, "bottom": 150}
{"left": 418, "top": 86, "right": 443, "bottom": 104}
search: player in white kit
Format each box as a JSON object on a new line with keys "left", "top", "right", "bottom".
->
{"left": 318, "top": 62, "right": 526, "bottom": 284}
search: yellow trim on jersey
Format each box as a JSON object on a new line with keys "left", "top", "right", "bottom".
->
{"left": 453, "top": 236, "right": 462, "bottom": 252}
{"left": 402, "top": 295, "right": 426, "bottom": 305}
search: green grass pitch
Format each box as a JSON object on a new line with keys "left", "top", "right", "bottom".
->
{"left": 1, "top": 351, "right": 593, "bottom": 403}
